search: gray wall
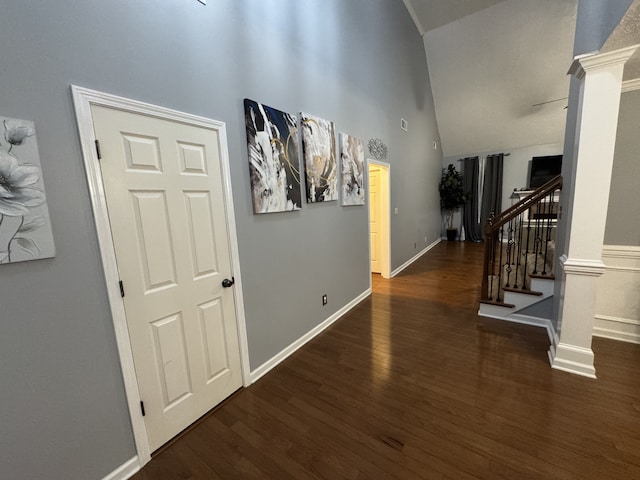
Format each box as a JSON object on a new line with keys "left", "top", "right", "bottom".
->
{"left": 519, "top": 296, "right": 554, "bottom": 319}
{"left": 0, "top": 1, "right": 442, "bottom": 478}
{"left": 573, "top": 0, "right": 634, "bottom": 55}
{"left": 605, "top": 89, "right": 640, "bottom": 246}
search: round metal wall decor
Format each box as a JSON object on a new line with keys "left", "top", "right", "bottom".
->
{"left": 368, "top": 138, "right": 387, "bottom": 161}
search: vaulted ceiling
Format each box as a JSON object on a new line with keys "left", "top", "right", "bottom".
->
{"left": 403, "top": 0, "right": 578, "bottom": 158}
{"left": 602, "top": 0, "right": 640, "bottom": 80}
{"left": 403, "top": 0, "right": 508, "bottom": 35}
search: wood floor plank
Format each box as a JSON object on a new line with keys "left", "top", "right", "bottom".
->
{"left": 131, "top": 242, "right": 640, "bottom": 479}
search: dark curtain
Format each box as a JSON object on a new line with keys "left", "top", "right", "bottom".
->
{"left": 480, "top": 154, "right": 504, "bottom": 238}
{"left": 462, "top": 157, "right": 483, "bottom": 242}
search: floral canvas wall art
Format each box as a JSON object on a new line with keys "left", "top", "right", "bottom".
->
{"left": 244, "top": 99, "right": 302, "bottom": 214}
{"left": 0, "top": 116, "right": 55, "bottom": 264}
{"left": 300, "top": 112, "right": 337, "bottom": 203}
{"left": 339, "top": 133, "right": 365, "bottom": 206}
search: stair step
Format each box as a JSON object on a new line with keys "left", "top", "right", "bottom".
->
{"left": 502, "top": 287, "right": 543, "bottom": 296}
{"left": 529, "top": 273, "right": 555, "bottom": 280}
{"left": 478, "top": 299, "right": 515, "bottom": 309}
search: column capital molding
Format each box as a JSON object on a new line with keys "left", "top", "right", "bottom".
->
{"left": 568, "top": 45, "right": 640, "bottom": 79}
{"left": 560, "top": 255, "right": 606, "bottom": 276}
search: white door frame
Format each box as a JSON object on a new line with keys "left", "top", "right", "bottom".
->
{"left": 71, "top": 86, "right": 251, "bottom": 467}
{"left": 367, "top": 159, "right": 391, "bottom": 280}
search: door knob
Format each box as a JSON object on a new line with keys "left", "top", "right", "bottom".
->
{"left": 222, "top": 277, "right": 235, "bottom": 288}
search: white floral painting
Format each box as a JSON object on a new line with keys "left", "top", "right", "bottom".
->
{"left": 0, "top": 116, "right": 55, "bottom": 264}
{"left": 339, "top": 133, "right": 365, "bottom": 206}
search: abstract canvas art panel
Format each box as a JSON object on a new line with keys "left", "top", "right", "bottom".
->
{"left": 244, "top": 99, "right": 302, "bottom": 213}
{"left": 0, "top": 116, "right": 55, "bottom": 264}
{"left": 300, "top": 112, "right": 337, "bottom": 203}
{"left": 339, "top": 133, "right": 365, "bottom": 206}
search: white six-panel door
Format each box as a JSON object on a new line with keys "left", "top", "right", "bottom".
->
{"left": 91, "top": 105, "right": 242, "bottom": 451}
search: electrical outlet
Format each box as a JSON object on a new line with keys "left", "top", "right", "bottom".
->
{"left": 425, "top": 236, "right": 428, "bottom": 243}
{"left": 322, "top": 294, "right": 328, "bottom": 306}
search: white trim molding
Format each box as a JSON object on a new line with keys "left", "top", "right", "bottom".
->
{"left": 594, "top": 315, "right": 640, "bottom": 344}
{"left": 594, "top": 245, "right": 640, "bottom": 344}
{"left": 560, "top": 255, "right": 606, "bottom": 276}
{"left": 71, "top": 86, "right": 251, "bottom": 467}
{"left": 101, "top": 456, "right": 140, "bottom": 480}
{"left": 551, "top": 343, "right": 596, "bottom": 379}
{"left": 622, "top": 78, "right": 640, "bottom": 93}
{"left": 498, "top": 313, "right": 558, "bottom": 348}
{"left": 601, "top": 244, "right": 640, "bottom": 260}
{"left": 569, "top": 45, "right": 640, "bottom": 78}
{"left": 250, "top": 288, "right": 371, "bottom": 383}
{"left": 391, "top": 238, "right": 440, "bottom": 277}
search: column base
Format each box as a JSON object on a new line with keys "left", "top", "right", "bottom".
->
{"left": 548, "top": 342, "right": 596, "bottom": 378}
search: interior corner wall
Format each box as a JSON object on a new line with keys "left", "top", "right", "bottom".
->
{"left": 605, "top": 89, "right": 640, "bottom": 246}
{"left": 0, "top": 1, "right": 442, "bottom": 478}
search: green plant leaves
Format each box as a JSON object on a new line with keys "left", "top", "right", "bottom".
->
{"left": 439, "top": 164, "right": 467, "bottom": 210}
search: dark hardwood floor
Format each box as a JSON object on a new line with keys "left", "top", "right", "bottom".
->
{"left": 132, "top": 241, "right": 640, "bottom": 479}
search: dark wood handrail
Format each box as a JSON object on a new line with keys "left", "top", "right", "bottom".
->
{"left": 484, "top": 175, "right": 563, "bottom": 235}
{"left": 480, "top": 175, "right": 562, "bottom": 303}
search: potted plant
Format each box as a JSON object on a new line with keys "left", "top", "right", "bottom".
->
{"left": 439, "top": 164, "right": 467, "bottom": 241}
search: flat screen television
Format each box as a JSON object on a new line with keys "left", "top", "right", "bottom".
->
{"left": 528, "top": 155, "right": 562, "bottom": 189}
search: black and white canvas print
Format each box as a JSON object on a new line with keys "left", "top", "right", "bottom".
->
{"left": 339, "top": 133, "right": 365, "bottom": 206}
{"left": 300, "top": 112, "right": 337, "bottom": 203}
{"left": 244, "top": 99, "right": 302, "bottom": 213}
{"left": 0, "top": 116, "right": 55, "bottom": 264}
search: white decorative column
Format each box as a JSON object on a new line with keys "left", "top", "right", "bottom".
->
{"left": 551, "top": 45, "right": 639, "bottom": 378}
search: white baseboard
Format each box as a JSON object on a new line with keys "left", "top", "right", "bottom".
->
{"left": 622, "top": 78, "right": 640, "bottom": 93}
{"left": 550, "top": 342, "right": 596, "bottom": 379}
{"left": 595, "top": 245, "right": 640, "bottom": 344}
{"left": 481, "top": 312, "right": 558, "bottom": 349}
{"left": 509, "top": 314, "right": 557, "bottom": 343}
{"left": 250, "top": 288, "right": 371, "bottom": 383}
{"left": 102, "top": 456, "right": 140, "bottom": 480}
{"left": 593, "top": 314, "right": 640, "bottom": 344}
{"left": 549, "top": 323, "right": 559, "bottom": 349}
{"left": 391, "top": 239, "right": 440, "bottom": 277}
{"left": 478, "top": 312, "right": 562, "bottom": 370}
{"left": 487, "top": 313, "right": 548, "bottom": 329}
{"left": 602, "top": 245, "right": 640, "bottom": 260}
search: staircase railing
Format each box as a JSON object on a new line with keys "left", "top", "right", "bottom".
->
{"left": 480, "top": 175, "right": 563, "bottom": 306}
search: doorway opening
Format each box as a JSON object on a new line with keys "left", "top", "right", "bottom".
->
{"left": 368, "top": 160, "right": 391, "bottom": 280}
